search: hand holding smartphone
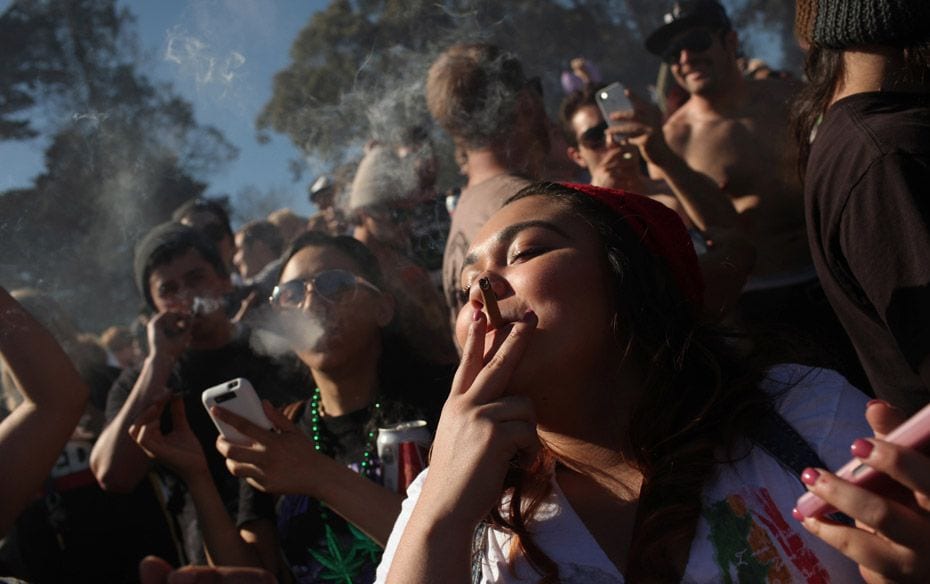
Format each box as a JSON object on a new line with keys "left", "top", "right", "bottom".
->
{"left": 795, "top": 402, "right": 930, "bottom": 518}
{"left": 202, "top": 378, "right": 273, "bottom": 445}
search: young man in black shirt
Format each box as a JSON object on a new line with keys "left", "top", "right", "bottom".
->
{"left": 90, "top": 222, "right": 304, "bottom": 563}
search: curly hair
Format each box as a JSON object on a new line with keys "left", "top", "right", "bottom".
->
{"left": 488, "top": 182, "right": 773, "bottom": 583}
{"left": 426, "top": 43, "right": 528, "bottom": 151}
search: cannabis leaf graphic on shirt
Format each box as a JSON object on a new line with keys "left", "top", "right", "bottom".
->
{"left": 308, "top": 523, "right": 379, "bottom": 583}
{"left": 347, "top": 523, "right": 381, "bottom": 564}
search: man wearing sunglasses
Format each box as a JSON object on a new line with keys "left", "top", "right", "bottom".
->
{"left": 645, "top": 3, "right": 847, "bottom": 328}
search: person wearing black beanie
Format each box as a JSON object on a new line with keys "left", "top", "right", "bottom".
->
{"left": 91, "top": 220, "right": 306, "bottom": 564}
{"left": 791, "top": 1, "right": 930, "bottom": 580}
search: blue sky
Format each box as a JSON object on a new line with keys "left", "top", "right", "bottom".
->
{"left": 1, "top": 0, "right": 327, "bottom": 219}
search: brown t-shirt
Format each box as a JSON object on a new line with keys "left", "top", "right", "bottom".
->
{"left": 805, "top": 92, "right": 930, "bottom": 414}
{"left": 441, "top": 174, "right": 531, "bottom": 319}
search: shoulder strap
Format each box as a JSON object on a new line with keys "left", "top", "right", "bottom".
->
{"left": 748, "top": 409, "right": 854, "bottom": 526}
{"left": 470, "top": 520, "right": 489, "bottom": 584}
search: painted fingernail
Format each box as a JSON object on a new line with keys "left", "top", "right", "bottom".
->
{"left": 851, "top": 438, "right": 874, "bottom": 459}
{"left": 523, "top": 310, "right": 537, "bottom": 323}
{"left": 791, "top": 507, "right": 805, "bottom": 521}
{"left": 473, "top": 308, "right": 482, "bottom": 322}
{"left": 801, "top": 467, "right": 820, "bottom": 486}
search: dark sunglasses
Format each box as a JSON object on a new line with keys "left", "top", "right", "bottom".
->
{"left": 578, "top": 121, "right": 609, "bottom": 150}
{"left": 270, "top": 269, "right": 381, "bottom": 308}
{"left": 662, "top": 29, "right": 714, "bottom": 65}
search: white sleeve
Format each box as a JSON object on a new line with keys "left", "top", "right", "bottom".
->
{"left": 766, "top": 364, "right": 871, "bottom": 469}
{"left": 374, "top": 468, "right": 429, "bottom": 584}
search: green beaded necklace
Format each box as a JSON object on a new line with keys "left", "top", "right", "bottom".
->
{"left": 309, "top": 387, "right": 381, "bottom": 478}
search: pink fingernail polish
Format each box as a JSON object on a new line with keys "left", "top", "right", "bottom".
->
{"left": 792, "top": 507, "right": 805, "bottom": 521}
{"left": 801, "top": 467, "right": 820, "bottom": 486}
{"left": 851, "top": 438, "right": 874, "bottom": 459}
{"left": 473, "top": 309, "right": 482, "bottom": 322}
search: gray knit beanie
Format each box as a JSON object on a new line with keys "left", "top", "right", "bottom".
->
{"left": 347, "top": 145, "right": 418, "bottom": 211}
{"left": 796, "top": 0, "right": 930, "bottom": 49}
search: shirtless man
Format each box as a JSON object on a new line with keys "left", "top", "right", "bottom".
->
{"left": 643, "top": 0, "right": 867, "bottom": 384}
{"left": 645, "top": 0, "right": 807, "bottom": 282}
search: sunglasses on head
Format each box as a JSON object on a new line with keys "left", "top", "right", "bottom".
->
{"left": 578, "top": 121, "right": 609, "bottom": 150}
{"left": 662, "top": 28, "right": 714, "bottom": 65}
{"left": 270, "top": 269, "right": 381, "bottom": 308}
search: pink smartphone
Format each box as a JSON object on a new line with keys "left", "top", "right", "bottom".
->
{"left": 795, "top": 402, "right": 930, "bottom": 518}
{"left": 202, "top": 378, "right": 273, "bottom": 444}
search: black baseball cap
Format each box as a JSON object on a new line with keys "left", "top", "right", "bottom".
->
{"left": 645, "top": 0, "right": 732, "bottom": 56}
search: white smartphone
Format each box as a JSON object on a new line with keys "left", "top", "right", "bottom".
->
{"left": 795, "top": 402, "right": 930, "bottom": 518}
{"left": 595, "top": 81, "right": 633, "bottom": 126}
{"left": 202, "top": 378, "right": 273, "bottom": 444}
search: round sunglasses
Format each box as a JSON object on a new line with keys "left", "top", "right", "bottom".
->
{"left": 270, "top": 269, "right": 382, "bottom": 308}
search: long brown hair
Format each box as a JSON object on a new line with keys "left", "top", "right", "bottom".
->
{"left": 791, "top": 47, "right": 845, "bottom": 177}
{"left": 488, "top": 182, "right": 773, "bottom": 583}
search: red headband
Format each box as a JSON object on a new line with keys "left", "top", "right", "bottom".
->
{"left": 562, "top": 182, "right": 705, "bottom": 310}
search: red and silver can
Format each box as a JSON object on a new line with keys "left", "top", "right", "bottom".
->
{"left": 377, "top": 420, "right": 431, "bottom": 495}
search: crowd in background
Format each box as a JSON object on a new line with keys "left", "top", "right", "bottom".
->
{"left": 2, "top": 0, "right": 930, "bottom": 582}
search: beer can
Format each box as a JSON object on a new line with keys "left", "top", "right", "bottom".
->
{"left": 377, "top": 420, "right": 431, "bottom": 494}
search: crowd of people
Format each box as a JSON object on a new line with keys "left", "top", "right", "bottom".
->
{"left": 1, "top": 0, "right": 929, "bottom": 582}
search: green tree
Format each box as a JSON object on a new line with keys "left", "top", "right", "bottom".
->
{"left": 258, "top": 0, "right": 799, "bottom": 175}
{"left": 0, "top": 0, "right": 236, "bottom": 330}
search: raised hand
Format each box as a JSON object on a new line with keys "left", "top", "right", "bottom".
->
{"left": 129, "top": 396, "right": 209, "bottom": 480}
{"left": 608, "top": 90, "right": 671, "bottom": 167}
{"left": 416, "top": 309, "right": 540, "bottom": 529}
{"left": 147, "top": 311, "right": 193, "bottom": 363}
{"left": 213, "top": 401, "right": 327, "bottom": 495}
{"left": 796, "top": 400, "right": 930, "bottom": 583}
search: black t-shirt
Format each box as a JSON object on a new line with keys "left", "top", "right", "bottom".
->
{"left": 805, "top": 91, "right": 930, "bottom": 414}
{"left": 105, "top": 332, "right": 308, "bottom": 563}
{"left": 237, "top": 395, "right": 438, "bottom": 584}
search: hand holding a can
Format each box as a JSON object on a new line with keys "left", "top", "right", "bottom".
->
{"left": 415, "top": 309, "right": 540, "bottom": 529}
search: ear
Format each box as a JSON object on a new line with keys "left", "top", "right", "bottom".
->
{"left": 375, "top": 292, "right": 395, "bottom": 327}
{"left": 567, "top": 146, "right": 587, "bottom": 169}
